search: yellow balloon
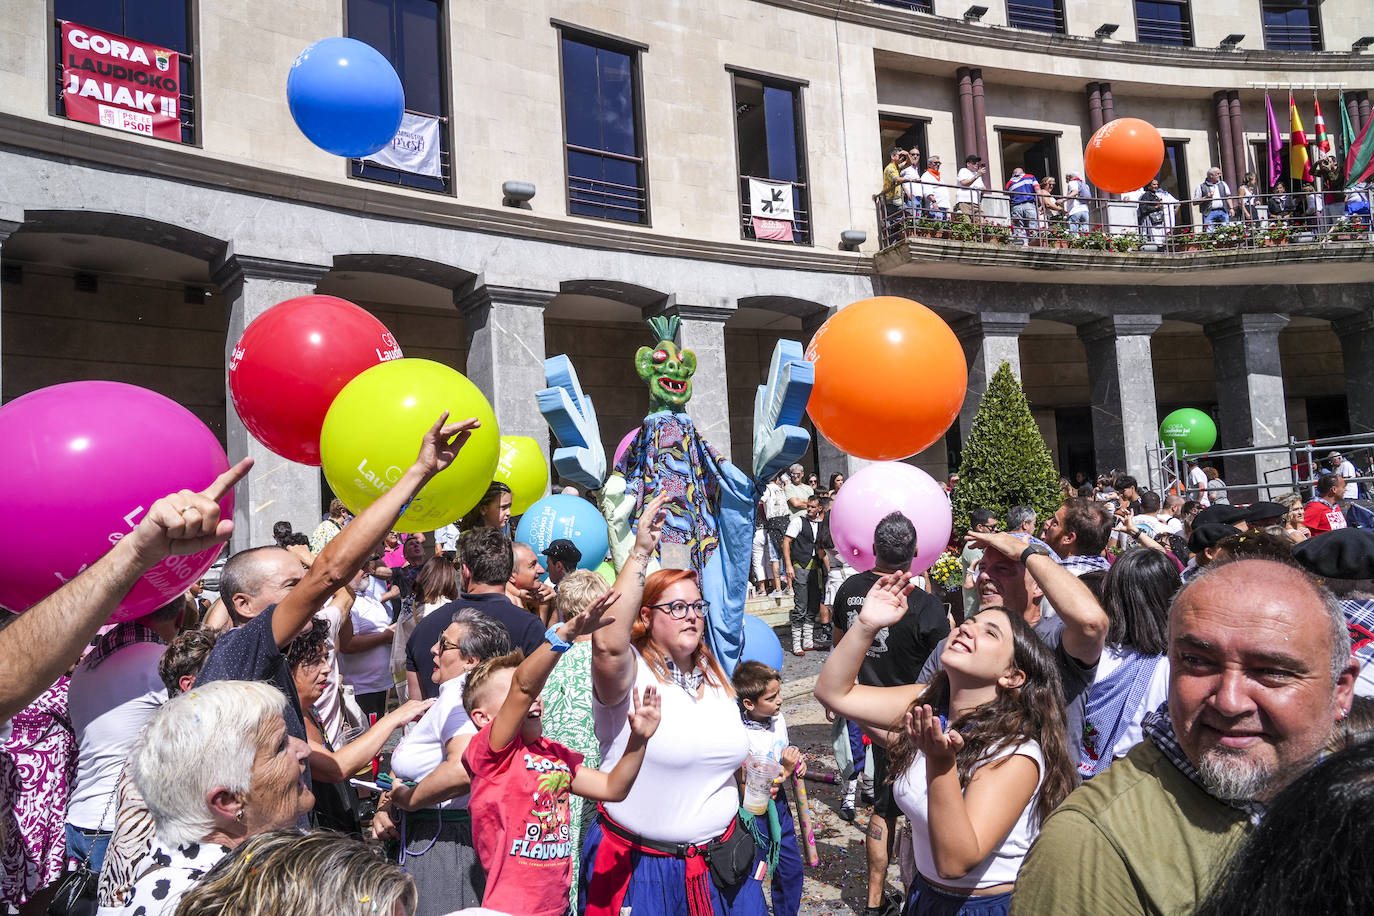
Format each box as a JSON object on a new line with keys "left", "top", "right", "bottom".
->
{"left": 494, "top": 436, "right": 549, "bottom": 516}
{"left": 320, "top": 358, "right": 500, "bottom": 533}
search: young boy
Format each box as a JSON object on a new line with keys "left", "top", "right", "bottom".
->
{"left": 461, "top": 590, "right": 661, "bottom": 916}
{"left": 734, "top": 660, "right": 805, "bottom": 916}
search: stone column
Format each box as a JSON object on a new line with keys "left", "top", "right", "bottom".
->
{"left": 971, "top": 69, "right": 990, "bottom": 169}
{"left": 957, "top": 68, "right": 977, "bottom": 161}
{"left": 0, "top": 219, "right": 19, "bottom": 403}
{"left": 1205, "top": 314, "right": 1291, "bottom": 493}
{"left": 1078, "top": 315, "right": 1162, "bottom": 484}
{"left": 1227, "top": 91, "right": 1248, "bottom": 184}
{"left": 1215, "top": 91, "right": 1238, "bottom": 193}
{"left": 1335, "top": 312, "right": 1374, "bottom": 434}
{"left": 952, "top": 312, "right": 1029, "bottom": 444}
{"left": 1100, "top": 83, "right": 1115, "bottom": 122}
{"left": 1087, "top": 83, "right": 1104, "bottom": 133}
{"left": 1359, "top": 92, "right": 1371, "bottom": 131}
{"left": 1347, "top": 91, "right": 1364, "bottom": 134}
{"left": 212, "top": 255, "right": 327, "bottom": 554}
{"left": 457, "top": 284, "right": 554, "bottom": 461}
{"left": 652, "top": 300, "right": 734, "bottom": 461}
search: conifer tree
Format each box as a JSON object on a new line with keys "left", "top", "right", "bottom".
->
{"left": 951, "top": 362, "right": 1062, "bottom": 535}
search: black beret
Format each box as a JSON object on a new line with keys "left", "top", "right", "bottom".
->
{"left": 1189, "top": 524, "right": 1240, "bottom": 553}
{"left": 1193, "top": 505, "right": 1250, "bottom": 528}
{"left": 1291, "top": 528, "right": 1374, "bottom": 580}
{"left": 1244, "top": 502, "right": 1289, "bottom": 524}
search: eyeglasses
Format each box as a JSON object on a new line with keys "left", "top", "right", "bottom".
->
{"left": 649, "top": 600, "right": 710, "bottom": 619}
{"left": 437, "top": 636, "right": 461, "bottom": 654}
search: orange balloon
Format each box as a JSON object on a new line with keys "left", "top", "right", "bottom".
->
{"left": 1084, "top": 118, "right": 1165, "bottom": 194}
{"left": 805, "top": 297, "right": 967, "bottom": 461}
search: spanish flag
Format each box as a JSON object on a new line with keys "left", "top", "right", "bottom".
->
{"left": 1289, "top": 93, "right": 1312, "bottom": 182}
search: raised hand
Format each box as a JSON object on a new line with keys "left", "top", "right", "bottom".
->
{"left": 856, "top": 571, "right": 914, "bottom": 631}
{"left": 413, "top": 412, "right": 481, "bottom": 477}
{"left": 964, "top": 530, "right": 1032, "bottom": 562}
{"left": 633, "top": 492, "right": 672, "bottom": 556}
{"left": 126, "top": 457, "right": 253, "bottom": 569}
{"left": 560, "top": 588, "right": 621, "bottom": 640}
{"left": 627, "top": 685, "right": 662, "bottom": 740}
{"left": 907, "top": 705, "right": 963, "bottom": 766}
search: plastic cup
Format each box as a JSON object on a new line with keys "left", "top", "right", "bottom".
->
{"left": 742, "top": 754, "right": 783, "bottom": 815}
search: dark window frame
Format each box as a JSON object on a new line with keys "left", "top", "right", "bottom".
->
{"left": 343, "top": 0, "right": 453, "bottom": 195}
{"left": 554, "top": 22, "right": 651, "bottom": 227}
{"left": 1159, "top": 137, "right": 1192, "bottom": 227}
{"left": 1006, "top": 0, "right": 1067, "bottom": 34}
{"left": 50, "top": 0, "right": 201, "bottom": 146}
{"left": 1260, "top": 0, "right": 1323, "bottom": 51}
{"left": 993, "top": 125, "right": 1063, "bottom": 189}
{"left": 1132, "top": 0, "right": 1194, "bottom": 46}
{"left": 878, "top": 112, "right": 931, "bottom": 174}
{"left": 728, "top": 65, "right": 813, "bottom": 247}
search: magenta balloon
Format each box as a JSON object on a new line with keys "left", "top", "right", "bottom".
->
{"left": 828, "top": 462, "right": 952, "bottom": 576}
{"left": 613, "top": 428, "right": 638, "bottom": 468}
{"left": 0, "top": 382, "right": 232, "bottom": 621}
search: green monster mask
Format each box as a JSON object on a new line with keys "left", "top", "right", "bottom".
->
{"left": 635, "top": 315, "right": 696, "bottom": 413}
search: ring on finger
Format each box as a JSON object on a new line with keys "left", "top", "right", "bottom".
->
{"left": 180, "top": 505, "right": 199, "bottom": 515}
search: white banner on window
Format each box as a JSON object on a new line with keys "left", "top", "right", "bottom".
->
{"left": 363, "top": 112, "right": 443, "bottom": 177}
{"left": 749, "top": 178, "right": 794, "bottom": 221}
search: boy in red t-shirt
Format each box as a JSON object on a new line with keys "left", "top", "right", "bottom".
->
{"left": 461, "top": 588, "right": 661, "bottom": 916}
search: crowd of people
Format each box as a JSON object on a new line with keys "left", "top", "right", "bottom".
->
{"left": 3, "top": 411, "right": 1374, "bottom": 916}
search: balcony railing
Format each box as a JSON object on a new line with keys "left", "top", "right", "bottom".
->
{"left": 872, "top": 0, "right": 935, "bottom": 12}
{"left": 566, "top": 145, "right": 649, "bottom": 224}
{"left": 739, "top": 176, "right": 812, "bottom": 245}
{"left": 348, "top": 109, "right": 451, "bottom": 194}
{"left": 1135, "top": 15, "right": 1192, "bottom": 45}
{"left": 1262, "top": 21, "right": 1322, "bottom": 52}
{"left": 874, "top": 185, "right": 1372, "bottom": 253}
{"left": 1006, "top": 0, "right": 1066, "bottom": 33}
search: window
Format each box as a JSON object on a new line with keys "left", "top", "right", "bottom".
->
{"left": 558, "top": 30, "right": 648, "bottom": 224}
{"left": 347, "top": 0, "right": 450, "bottom": 192}
{"left": 1158, "top": 140, "right": 1191, "bottom": 227}
{"left": 1134, "top": 0, "right": 1193, "bottom": 45}
{"left": 1261, "top": 0, "right": 1322, "bottom": 51}
{"left": 54, "top": 0, "right": 196, "bottom": 143}
{"left": 1252, "top": 139, "right": 1311, "bottom": 192}
{"left": 733, "top": 71, "right": 811, "bottom": 245}
{"left": 874, "top": 0, "right": 935, "bottom": 11}
{"left": 1006, "top": 0, "right": 1065, "bottom": 34}
{"left": 878, "top": 115, "right": 929, "bottom": 174}
{"left": 997, "top": 128, "right": 1060, "bottom": 187}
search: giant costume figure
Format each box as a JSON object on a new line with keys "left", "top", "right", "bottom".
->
{"left": 537, "top": 314, "right": 813, "bottom": 672}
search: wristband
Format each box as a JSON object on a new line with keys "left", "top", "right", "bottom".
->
{"left": 1019, "top": 543, "right": 1051, "bottom": 565}
{"left": 544, "top": 625, "right": 572, "bottom": 653}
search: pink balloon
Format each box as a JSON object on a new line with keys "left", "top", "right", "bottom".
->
{"left": 613, "top": 428, "right": 638, "bottom": 468}
{"left": 828, "top": 462, "right": 952, "bottom": 576}
{"left": 0, "top": 382, "right": 233, "bottom": 621}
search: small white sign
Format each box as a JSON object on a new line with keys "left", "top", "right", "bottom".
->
{"left": 749, "top": 178, "right": 794, "bottom": 221}
{"left": 364, "top": 112, "right": 443, "bottom": 178}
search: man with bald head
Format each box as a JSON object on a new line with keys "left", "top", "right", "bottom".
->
{"left": 1012, "top": 559, "right": 1358, "bottom": 916}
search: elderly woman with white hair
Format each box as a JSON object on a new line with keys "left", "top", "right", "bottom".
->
{"left": 101, "top": 680, "right": 312, "bottom": 915}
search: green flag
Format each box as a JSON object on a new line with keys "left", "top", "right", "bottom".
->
{"left": 1344, "top": 92, "right": 1374, "bottom": 185}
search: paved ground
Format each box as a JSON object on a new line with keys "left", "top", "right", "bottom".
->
{"left": 767, "top": 616, "right": 906, "bottom": 916}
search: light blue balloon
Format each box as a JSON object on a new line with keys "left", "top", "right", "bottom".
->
{"left": 738, "top": 614, "right": 785, "bottom": 674}
{"left": 514, "top": 494, "right": 609, "bottom": 572}
{"left": 287, "top": 37, "right": 404, "bottom": 158}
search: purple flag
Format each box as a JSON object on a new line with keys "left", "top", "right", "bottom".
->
{"left": 1265, "top": 92, "right": 1283, "bottom": 189}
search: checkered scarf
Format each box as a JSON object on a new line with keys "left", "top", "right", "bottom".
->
{"left": 1142, "top": 703, "right": 1265, "bottom": 823}
{"left": 664, "top": 656, "right": 704, "bottom": 695}
{"left": 85, "top": 621, "right": 164, "bottom": 671}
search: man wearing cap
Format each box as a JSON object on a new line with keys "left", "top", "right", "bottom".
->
{"left": 542, "top": 539, "right": 583, "bottom": 588}
{"left": 1327, "top": 451, "right": 1361, "bottom": 499}
{"left": 1304, "top": 472, "right": 1349, "bottom": 535}
{"left": 1181, "top": 524, "right": 1240, "bottom": 583}
{"left": 1013, "top": 559, "right": 1358, "bottom": 916}
{"left": 1293, "top": 528, "right": 1374, "bottom": 697}
{"left": 1193, "top": 504, "right": 1249, "bottom": 532}
{"left": 1244, "top": 502, "right": 1289, "bottom": 530}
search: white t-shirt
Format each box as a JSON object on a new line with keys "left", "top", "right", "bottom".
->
{"left": 744, "top": 711, "right": 789, "bottom": 764}
{"left": 314, "top": 603, "right": 346, "bottom": 747}
{"left": 1336, "top": 460, "right": 1361, "bottom": 499}
{"left": 68, "top": 642, "right": 168, "bottom": 830}
{"left": 595, "top": 648, "right": 750, "bottom": 844}
{"left": 1188, "top": 466, "right": 1211, "bottom": 506}
{"left": 763, "top": 483, "right": 789, "bottom": 520}
{"left": 1066, "top": 179, "right": 1090, "bottom": 216}
{"left": 900, "top": 165, "right": 922, "bottom": 202}
{"left": 390, "top": 674, "right": 476, "bottom": 810}
{"left": 893, "top": 739, "right": 1045, "bottom": 890}
{"left": 956, "top": 167, "right": 985, "bottom": 205}
{"left": 338, "top": 592, "right": 395, "bottom": 694}
{"left": 921, "top": 170, "right": 949, "bottom": 209}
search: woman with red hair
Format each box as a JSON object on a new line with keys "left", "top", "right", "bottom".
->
{"left": 581, "top": 494, "right": 765, "bottom": 916}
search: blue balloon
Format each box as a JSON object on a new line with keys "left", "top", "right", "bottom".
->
{"left": 287, "top": 37, "right": 404, "bottom": 158}
{"left": 738, "top": 614, "right": 785, "bottom": 674}
{"left": 514, "top": 494, "right": 609, "bottom": 572}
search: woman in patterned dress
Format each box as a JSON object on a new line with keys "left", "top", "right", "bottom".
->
{"left": 0, "top": 676, "right": 78, "bottom": 913}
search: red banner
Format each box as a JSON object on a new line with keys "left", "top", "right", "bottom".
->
{"left": 61, "top": 22, "right": 181, "bottom": 142}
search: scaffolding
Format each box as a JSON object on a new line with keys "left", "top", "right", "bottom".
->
{"left": 1145, "top": 434, "right": 1374, "bottom": 502}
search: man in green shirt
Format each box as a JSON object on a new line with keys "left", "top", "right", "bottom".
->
{"left": 1012, "top": 559, "right": 1359, "bottom": 916}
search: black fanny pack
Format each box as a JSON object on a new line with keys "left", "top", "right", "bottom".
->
{"left": 598, "top": 809, "right": 756, "bottom": 889}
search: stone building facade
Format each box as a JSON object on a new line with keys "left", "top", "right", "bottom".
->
{"left": 1, "top": 0, "right": 1372, "bottom": 549}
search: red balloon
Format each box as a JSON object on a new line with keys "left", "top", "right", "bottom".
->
{"left": 229, "top": 295, "right": 402, "bottom": 464}
{"left": 1084, "top": 118, "right": 1165, "bottom": 194}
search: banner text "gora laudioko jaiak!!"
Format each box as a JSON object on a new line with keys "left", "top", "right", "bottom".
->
{"left": 61, "top": 22, "right": 181, "bottom": 142}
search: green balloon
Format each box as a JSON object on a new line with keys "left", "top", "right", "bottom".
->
{"left": 595, "top": 560, "right": 616, "bottom": 585}
{"left": 1159, "top": 408, "right": 1217, "bottom": 455}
